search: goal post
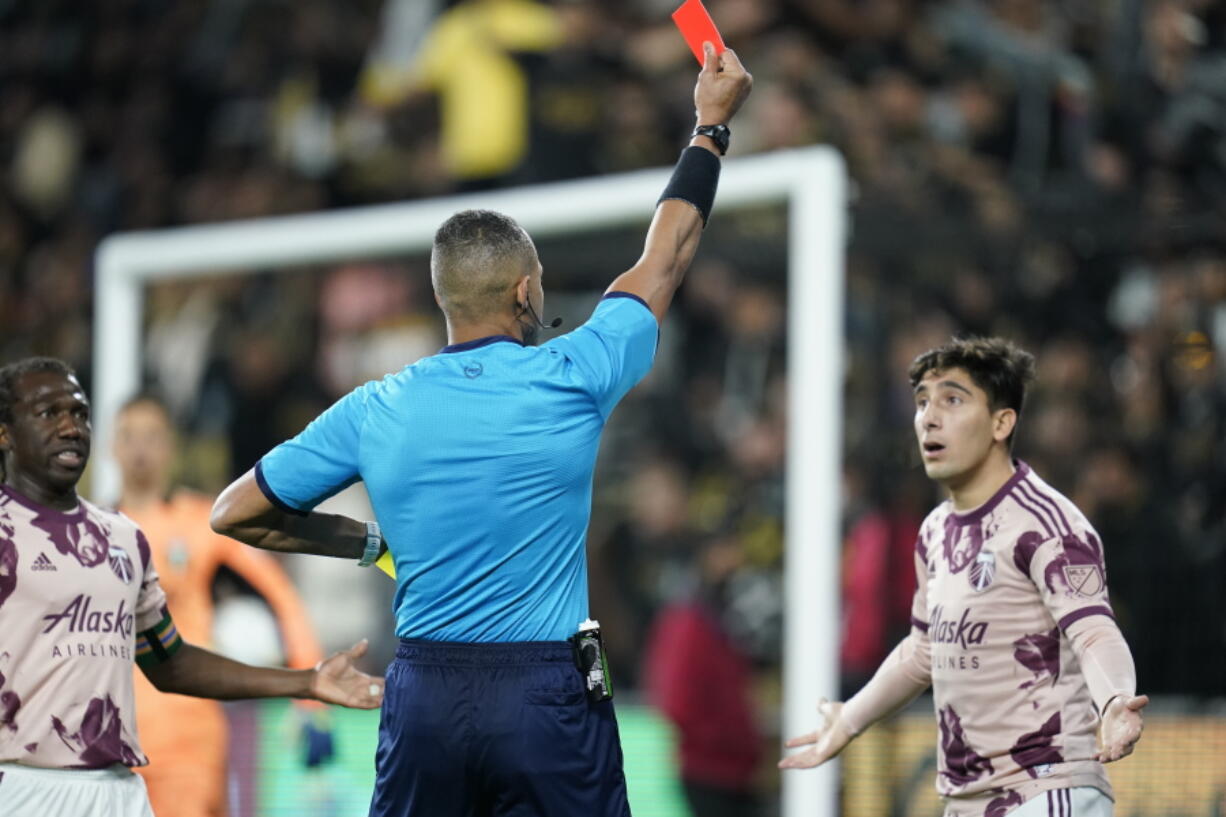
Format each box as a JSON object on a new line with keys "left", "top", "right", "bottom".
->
{"left": 93, "top": 146, "right": 846, "bottom": 817}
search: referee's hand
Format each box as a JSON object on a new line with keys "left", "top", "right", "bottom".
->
{"left": 1097, "top": 694, "right": 1148, "bottom": 763}
{"left": 694, "top": 42, "right": 752, "bottom": 126}
{"left": 309, "top": 639, "right": 385, "bottom": 709}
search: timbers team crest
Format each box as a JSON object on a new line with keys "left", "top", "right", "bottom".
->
{"left": 108, "top": 545, "right": 134, "bottom": 585}
{"left": 969, "top": 549, "right": 996, "bottom": 592}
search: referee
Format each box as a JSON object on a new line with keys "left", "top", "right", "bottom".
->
{"left": 211, "top": 42, "right": 752, "bottom": 817}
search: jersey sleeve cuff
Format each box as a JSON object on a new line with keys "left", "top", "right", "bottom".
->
{"left": 135, "top": 609, "right": 184, "bottom": 669}
{"left": 601, "top": 291, "right": 653, "bottom": 316}
{"left": 599, "top": 291, "right": 660, "bottom": 357}
{"left": 1058, "top": 605, "right": 1115, "bottom": 632}
{"left": 255, "top": 459, "right": 308, "bottom": 517}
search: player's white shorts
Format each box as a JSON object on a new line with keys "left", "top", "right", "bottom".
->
{"left": 0, "top": 763, "right": 155, "bottom": 817}
{"left": 1007, "top": 787, "right": 1113, "bottom": 817}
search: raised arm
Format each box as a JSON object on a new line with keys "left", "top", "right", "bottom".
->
{"left": 607, "top": 42, "right": 752, "bottom": 323}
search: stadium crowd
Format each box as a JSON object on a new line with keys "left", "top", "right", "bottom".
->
{"left": 2, "top": 0, "right": 1225, "bottom": 801}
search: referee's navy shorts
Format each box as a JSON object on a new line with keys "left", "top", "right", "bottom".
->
{"left": 368, "top": 639, "right": 631, "bottom": 817}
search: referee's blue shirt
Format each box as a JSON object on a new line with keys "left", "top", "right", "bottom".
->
{"left": 256, "top": 293, "right": 658, "bottom": 642}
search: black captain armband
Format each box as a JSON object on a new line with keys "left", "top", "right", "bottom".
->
{"left": 657, "top": 146, "right": 722, "bottom": 226}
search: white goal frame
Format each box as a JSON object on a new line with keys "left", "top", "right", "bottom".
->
{"left": 93, "top": 147, "right": 846, "bottom": 817}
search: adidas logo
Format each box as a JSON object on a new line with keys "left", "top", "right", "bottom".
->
{"left": 32, "top": 552, "right": 57, "bottom": 572}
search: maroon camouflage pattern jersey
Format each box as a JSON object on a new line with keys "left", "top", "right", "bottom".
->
{"left": 0, "top": 485, "right": 174, "bottom": 769}
{"left": 911, "top": 462, "right": 1115, "bottom": 817}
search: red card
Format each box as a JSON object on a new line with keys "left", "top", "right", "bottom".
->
{"left": 672, "top": 0, "right": 726, "bottom": 66}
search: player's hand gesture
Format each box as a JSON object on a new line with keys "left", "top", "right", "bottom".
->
{"left": 779, "top": 698, "right": 855, "bottom": 769}
{"left": 694, "top": 42, "right": 752, "bottom": 125}
{"left": 310, "top": 639, "right": 385, "bottom": 710}
{"left": 1096, "top": 694, "right": 1148, "bottom": 763}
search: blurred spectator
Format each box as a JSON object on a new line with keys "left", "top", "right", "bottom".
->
{"left": 360, "top": 0, "right": 563, "bottom": 187}
{"left": 592, "top": 456, "right": 697, "bottom": 689}
{"left": 839, "top": 464, "right": 924, "bottom": 696}
{"left": 643, "top": 535, "right": 763, "bottom": 817}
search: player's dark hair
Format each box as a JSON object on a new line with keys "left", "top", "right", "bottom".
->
{"left": 0, "top": 357, "right": 77, "bottom": 426}
{"left": 908, "top": 337, "right": 1036, "bottom": 447}
{"left": 431, "top": 210, "right": 537, "bottom": 321}
{"left": 0, "top": 357, "right": 78, "bottom": 480}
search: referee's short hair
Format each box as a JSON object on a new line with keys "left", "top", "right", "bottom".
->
{"left": 432, "top": 210, "right": 537, "bottom": 322}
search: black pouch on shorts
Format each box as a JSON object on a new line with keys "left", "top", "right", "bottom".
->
{"left": 569, "top": 621, "right": 614, "bottom": 702}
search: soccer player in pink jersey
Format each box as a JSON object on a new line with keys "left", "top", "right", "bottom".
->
{"left": 0, "top": 357, "right": 385, "bottom": 817}
{"left": 780, "top": 338, "right": 1148, "bottom": 817}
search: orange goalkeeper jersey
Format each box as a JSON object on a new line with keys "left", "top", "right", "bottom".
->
{"left": 123, "top": 491, "right": 322, "bottom": 817}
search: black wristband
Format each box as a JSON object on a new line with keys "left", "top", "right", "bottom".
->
{"left": 657, "top": 146, "right": 721, "bottom": 226}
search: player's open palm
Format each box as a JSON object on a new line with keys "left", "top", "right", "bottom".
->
{"left": 1097, "top": 694, "right": 1148, "bottom": 763}
{"left": 779, "top": 699, "right": 855, "bottom": 770}
{"left": 694, "top": 42, "right": 752, "bottom": 125}
{"left": 310, "top": 639, "right": 385, "bottom": 710}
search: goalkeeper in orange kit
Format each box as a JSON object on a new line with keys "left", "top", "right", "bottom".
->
{"left": 112, "top": 395, "right": 326, "bottom": 817}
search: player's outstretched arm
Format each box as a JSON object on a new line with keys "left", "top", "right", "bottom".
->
{"left": 211, "top": 468, "right": 372, "bottom": 559}
{"left": 780, "top": 632, "right": 931, "bottom": 770}
{"left": 1061, "top": 599, "right": 1146, "bottom": 763}
{"left": 779, "top": 699, "right": 856, "bottom": 769}
{"left": 141, "top": 638, "right": 385, "bottom": 709}
{"left": 606, "top": 42, "right": 752, "bottom": 323}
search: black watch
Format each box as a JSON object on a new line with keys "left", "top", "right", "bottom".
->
{"left": 692, "top": 123, "right": 731, "bottom": 156}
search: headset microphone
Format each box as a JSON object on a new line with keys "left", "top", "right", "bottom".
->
{"left": 525, "top": 300, "right": 563, "bottom": 329}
